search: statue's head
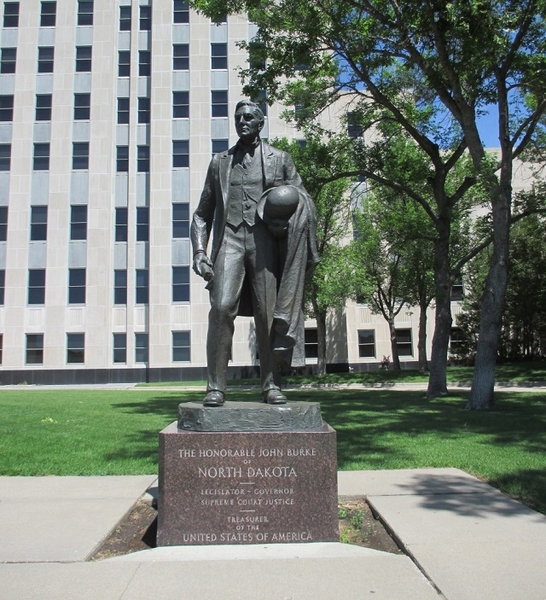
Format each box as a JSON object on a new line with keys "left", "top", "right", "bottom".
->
{"left": 234, "top": 100, "right": 265, "bottom": 143}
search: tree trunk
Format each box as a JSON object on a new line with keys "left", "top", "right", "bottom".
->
{"left": 388, "top": 316, "right": 401, "bottom": 370}
{"left": 467, "top": 177, "right": 511, "bottom": 409}
{"left": 467, "top": 125, "right": 512, "bottom": 409}
{"left": 427, "top": 215, "right": 452, "bottom": 397}
{"left": 417, "top": 295, "right": 429, "bottom": 372}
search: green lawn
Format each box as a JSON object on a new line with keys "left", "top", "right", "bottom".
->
{"left": 1, "top": 386, "right": 545, "bottom": 514}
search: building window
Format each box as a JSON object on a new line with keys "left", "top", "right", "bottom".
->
{"left": 38, "top": 47, "right": 54, "bottom": 74}
{"left": 0, "top": 206, "right": 7, "bottom": 241}
{"left": 211, "top": 90, "right": 228, "bottom": 117}
{"left": 74, "top": 93, "right": 90, "bottom": 120}
{"left": 135, "top": 332, "right": 148, "bottom": 363}
{"left": 26, "top": 334, "right": 44, "bottom": 365}
{"left": 173, "top": 91, "right": 189, "bottom": 118}
{"left": 173, "top": 140, "right": 189, "bottom": 168}
{"left": 138, "top": 50, "right": 151, "bottom": 76}
{"left": 212, "top": 139, "right": 229, "bottom": 155}
{"left": 0, "top": 270, "right": 5, "bottom": 306}
{"left": 0, "top": 95, "right": 13, "bottom": 122}
{"left": 117, "top": 97, "right": 130, "bottom": 124}
{"left": 118, "top": 51, "right": 130, "bottom": 77}
{"left": 115, "top": 207, "right": 128, "bottom": 241}
{"left": 172, "top": 266, "right": 189, "bottom": 302}
{"left": 0, "top": 47, "right": 17, "bottom": 74}
{"left": 172, "top": 203, "right": 189, "bottom": 238}
{"left": 33, "top": 143, "right": 50, "bottom": 170}
{"left": 136, "top": 207, "right": 149, "bottom": 242}
{"left": 119, "top": 5, "right": 131, "bottom": 30}
{"left": 70, "top": 205, "right": 87, "bottom": 240}
{"left": 137, "top": 145, "right": 149, "bottom": 172}
{"left": 451, "top": 278, "right": 464, "bottom": 301}
{"left": 116, "top": 146, "right": 129, "bottom": 172}
{"left": 304, "top": 328, "right": 318, "bottom": 359}
{"left": 0, "top": 144, "right": 11, "bottom": 171}
{"left": 395, "top": 328, "right": 413, "bottom": 357}
{"left": 138, "top": 97, "right": 150, "bottom": 124}
{"left": 347, "top": 112, "right": 364, "bottom": 138}
{"left": 68, "top": 268, "right": 86, "bottom": 304}
{"left": 114, "top": 269, "right": 127, "bottom": 304}
{"left": 28, "top": 269, "right": 46, "bottom": 305}
{"left": 0, "top": 333, "right": 3, "bottom": 363}
{"left": 35, "top": 94, "right": 52, "bottom": 121}
{"left": 40, "top": 1, "right": 56, "bottom": 27}
{"left": 77, "top": 0, "right": 93, "bottom": 26}
{"left": 211, "top": 43, "right": 228, "bottom": 69}
{"left": 66, "top": 333, "right": 85, "bottom": 365}
{"left": 172, "top": 331, "right": 190, "bottom": 362}
{"left": 136, "top": 269, "right": 149, "bottom": 304}
{"left": 358, "top": 329, "right": 376, "bottom": 358}
{"left": 449, "top": 327, "right": 465, "bottom": 356}
{"left": 113, "top": 333, "right": 127, "bottom": 363}
{"left": 173, "top": 0, "right": 189, "bottom": 23}
{"left": 3, "top": 2, "right": 19, "bottom": 28}
{"left": 30, "top": 206, "right": 47, "bottom": 241}
{"left": 72, "top": 142, "right": 89, "bottom": 170}
{"left": 67, "top": 333, "right": 85, "bottom": 364}
{"left": 173, "top": 44, "right": 189, "bottom": 70}
{"left": 139, "top": 5, "right": 151, "bottom": 30}
{"left": 75, "top": 46, "right": 92, "bottom": 72}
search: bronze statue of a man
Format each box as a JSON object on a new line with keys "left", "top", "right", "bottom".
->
{"left": 191, "top": 100, "right": 319, "bottom": 407}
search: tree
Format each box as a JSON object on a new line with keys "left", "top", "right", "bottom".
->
{"left": 350, "top": 123, "right": 484, "bottom": 382}
{"left": 457, "top": 210, "right": 546, "bottom": 363}
{"left": 502, "top": 213, "right": 546, "bottom": 359}
{"left": 353, "top": 191, "right": 436, "bottom": 371}
{"left": 273, "top": 137, "right": 360, "bottom": 375}
{"left": 192, "top": 0, "right": 546, "bottom": 407}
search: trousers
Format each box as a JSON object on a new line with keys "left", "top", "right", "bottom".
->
{"left": 206, "top": 219, "right": 281, "bottom": 395}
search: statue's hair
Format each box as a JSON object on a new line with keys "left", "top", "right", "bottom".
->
{"left": 234, "top": 99, "right": 265, "bottom": 126}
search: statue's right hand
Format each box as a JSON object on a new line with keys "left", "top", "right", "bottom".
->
{"left": 193, "top": 252, "right": 214, "bottom": 282}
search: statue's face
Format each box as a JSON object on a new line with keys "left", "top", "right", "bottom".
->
{"left": 234, "top": 106, "right": 263, "bottom": 143}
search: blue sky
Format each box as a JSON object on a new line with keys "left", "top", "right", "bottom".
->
{"left": 477, "top": 108, "right": 500, "bottom": 148}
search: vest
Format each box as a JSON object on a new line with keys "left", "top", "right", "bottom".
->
{"left": 226, "top": 143, "right": 264, "bottom": 228}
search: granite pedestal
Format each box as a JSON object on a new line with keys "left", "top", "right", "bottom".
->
{"left": 157, "top": 401, "right": 338, "bottom": 546}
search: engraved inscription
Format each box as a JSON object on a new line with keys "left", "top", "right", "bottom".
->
{"left": 158, "top": 427, "right": 338, "bottom": 546}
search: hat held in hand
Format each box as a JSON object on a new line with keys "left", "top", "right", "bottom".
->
{"left": 257, "top": 185, "right": 300, "bottom": 222}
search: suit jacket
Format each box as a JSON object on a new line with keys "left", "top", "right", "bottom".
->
{"left": 191, "top": 140, "right": 319, "bottom": 367}
{"left": 191, "top": 141, "right": 312, "bottom": 265}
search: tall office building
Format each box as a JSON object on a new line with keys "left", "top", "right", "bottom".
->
{"left": 0, "top": 0, "right": 305, "bottom": 383}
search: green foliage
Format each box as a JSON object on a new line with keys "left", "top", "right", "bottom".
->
{"left": 350, "top": 509, "right": 365, "bottom": 530}
{"left": 191, "top": 0, "right": 546, "bottom": 401}
{"left": 338, "top": 506, "right": 349, "bottom": 519}
{"left": 192, "top": 0, "right": 546, "bottom": 153}
{"left": 456, "top": 212, "right": 546, "bottom": 361}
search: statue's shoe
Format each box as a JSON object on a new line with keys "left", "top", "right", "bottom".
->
{"left": 203, "top": 390, "right": 225, "bottom": 407}
{"left": 262, "top": 389, "right": 287, "bottom": 404}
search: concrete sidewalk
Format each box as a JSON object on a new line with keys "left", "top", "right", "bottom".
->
{"left": 1, "top": 469, "right": 545, "bottom": 599}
